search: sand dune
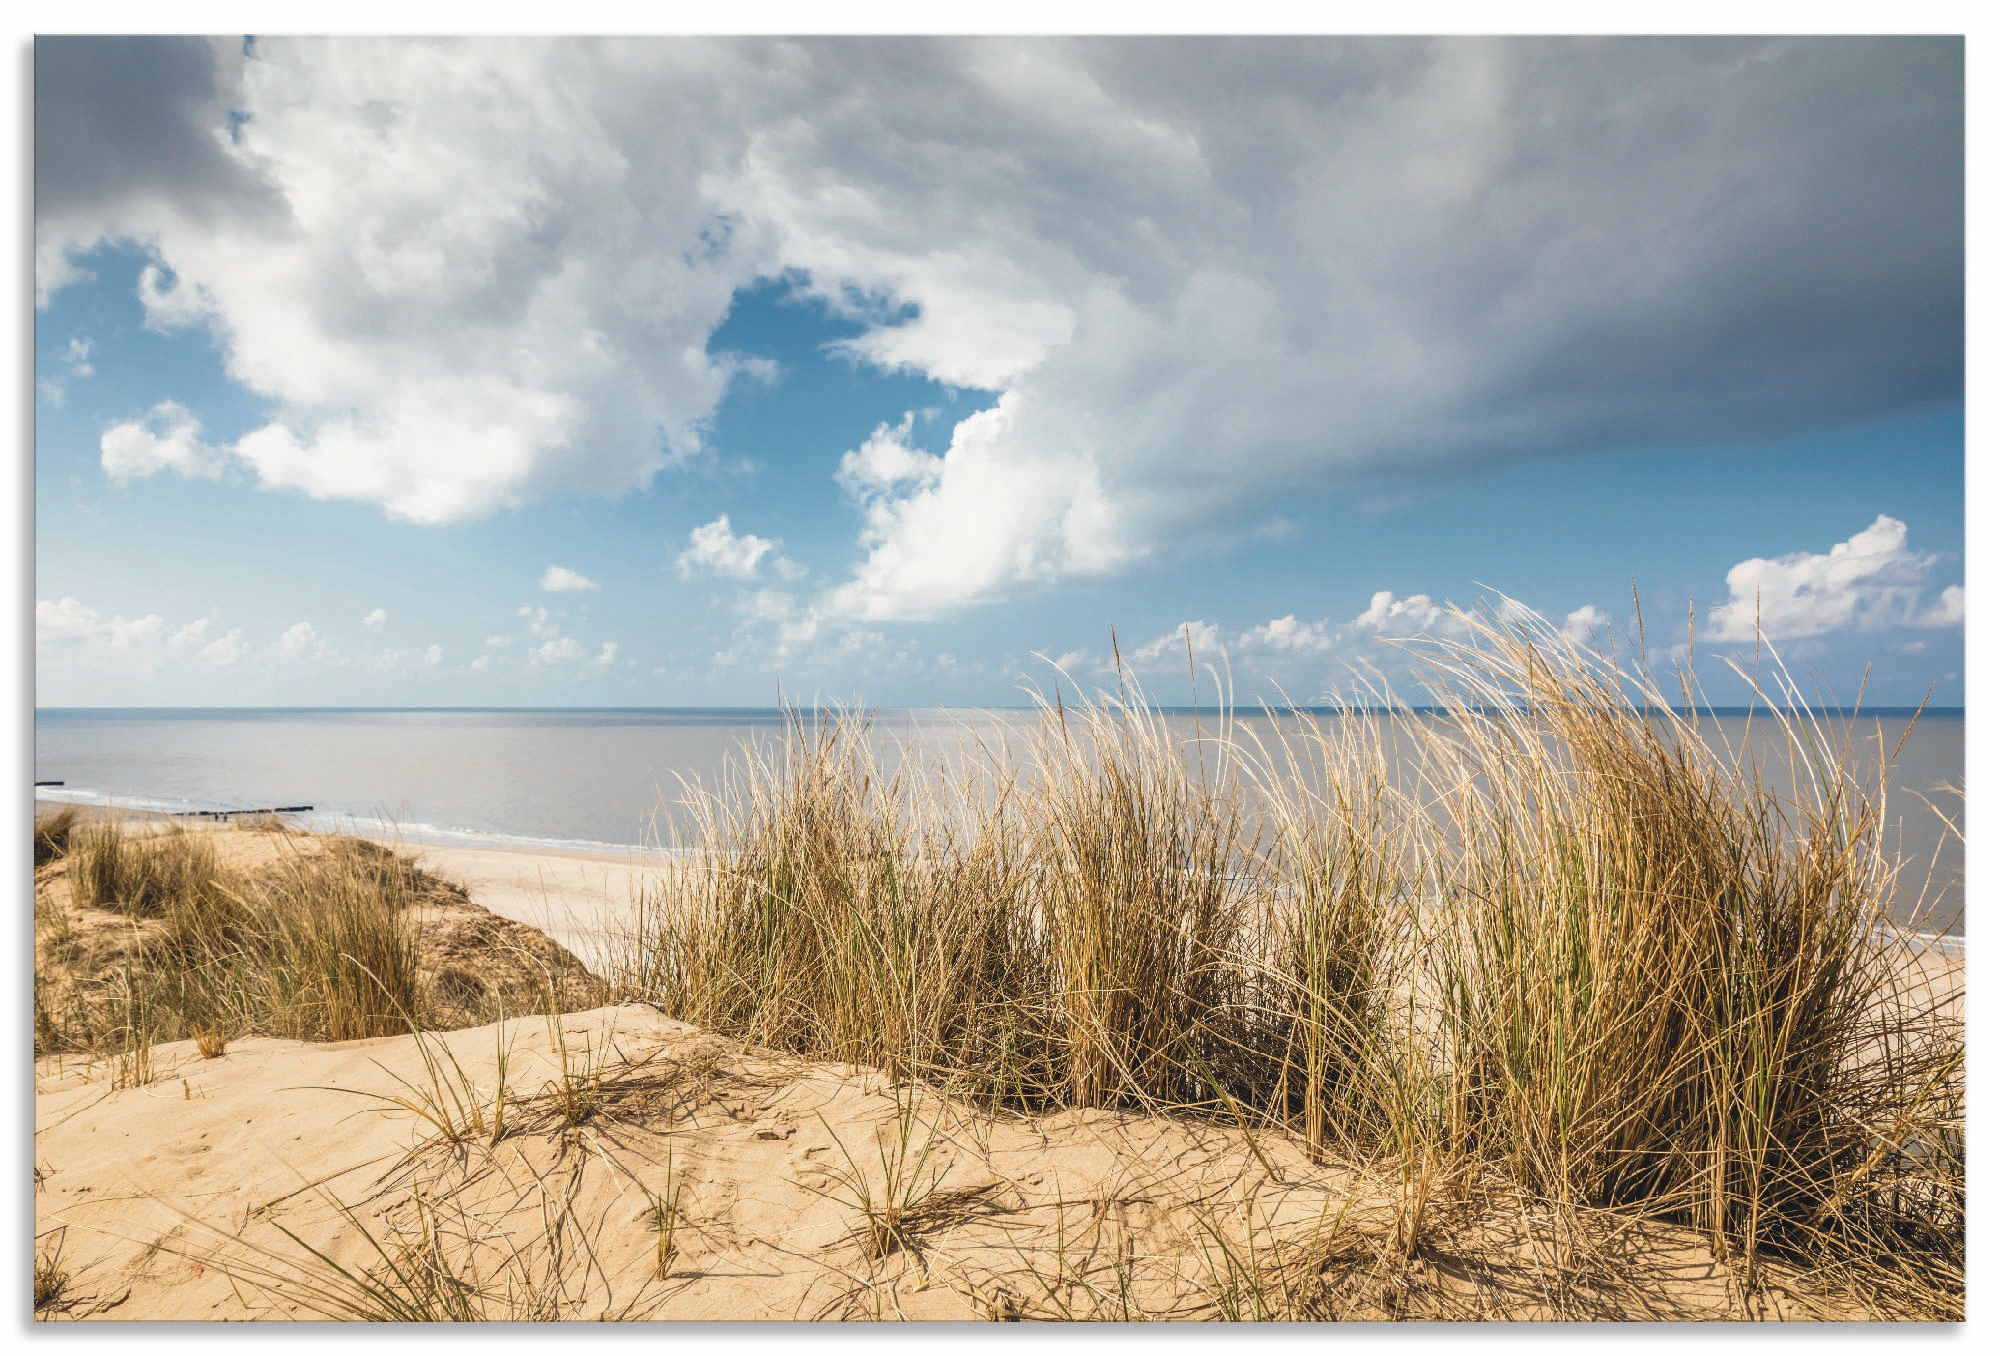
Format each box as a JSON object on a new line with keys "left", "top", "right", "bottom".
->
{"left": 32, "top": 817, "right": 1958, "bottom": 1322}
{"left": 37, "top": 1001, "right": 1869, "bottom": 1322}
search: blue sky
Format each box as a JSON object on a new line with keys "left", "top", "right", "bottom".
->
{"left": 31, "top": 36, "right": 1965, "bottom": 708}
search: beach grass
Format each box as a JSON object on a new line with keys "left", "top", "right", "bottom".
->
{"left": 613, "top": 605, "right": 1963, "bottom": 1311}
{"left": 39, "top": 831, "right": 465, "bottom": 1058}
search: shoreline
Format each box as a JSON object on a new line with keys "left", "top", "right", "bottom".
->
{"left": 32, "top": 789, "right": 665, "bottom": 861}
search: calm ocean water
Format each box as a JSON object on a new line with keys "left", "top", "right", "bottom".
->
{"left": 33, "top": 706, "right": 1964, "bottom": 935}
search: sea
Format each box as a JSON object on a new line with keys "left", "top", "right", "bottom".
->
{"left": 32, "top": 706, "right": 1965, "bottom": 938}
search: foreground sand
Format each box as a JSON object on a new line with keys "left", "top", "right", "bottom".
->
{"left": 33, "top": 819, "right": 1961, "bottom": 1321}
{"left": 38, "top": 1003, "right": 1890, "bottom": 1322}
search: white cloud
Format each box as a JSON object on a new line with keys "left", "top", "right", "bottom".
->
{"left": 39, "top": 335, "right": 95, "bottom": 406}
{"left": 201, "top": 629, "right": 248, "bottom": 667}
{"left": 1131, "top": 620, "right": 1225, "bottom": 667}
{"left": 1705, "top": 516, "right": 1960, "bottom": 642}
{"left": 362, "top": 608, "right": 388, "bottom": 629}
{"left": 99, "top": 400, "right": 226, "bottom": 481}
{"left": 823, "top": 398, "right": 1133, "bottom": 622}
{"left": 46, "top": 38, "right": 760, "bottom": 524}
{"left": 676, "top": 514, "right": 790, "bottom": 581}
{"left": 518, "top": 605, "right": 560, "bottom": 638}
{"left": 1046, "top": 647, "right": 1107, "bottom": 676}
{"left": 531, "top": 636, "right": 585, "bottom": 665}
{"left": 276, "top": 620, "right": 326, "bottom": 660}
{"left": 423, "top": 644, "right": 444, "bottom": 665}
{"left": 540, "top": 564, "right": 600, "bottom": 592}
{"left": 468, "top": 653, "right": 491, "bottom": 672}
{"left": 35, "top": 597, "right": 102, "bottom": 644}
{"left": 712, "top": 588, "right": 824, "bottom": 665}
{"left": 1918, "top": 584, "right": 1964, "bottom": 628}
{"left": 835, "top": 413, "right": 940, "bottom": 499}
{"left": 1240, "top": 614, "right": 1335, "bottom": 656}
{"left": 1350, "top": 590, "right": 1455, "bottom": 638}
{"left": 485, "top": 634, "right": 513, "bottom": 648}
{"left": 1562, "top": 604, "right": 1611, "bottom": 644}
{"left": 36, "top": 597, "right": 167, "bottom": 648}
{"left": 590, "top": 641, "right": 619, "bottom": 667}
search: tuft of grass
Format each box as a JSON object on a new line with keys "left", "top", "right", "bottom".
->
{"left": 539, "top": 1016, "right": 604, "bottom": 1128}
{"left": 181, "top": 1156, "right": 663, "bottom": 1322}
{"left": 34, "top": 805, "right": 81, "bottom": 867}
{"left": 320, "top": 1018, "right": 517, "bottom": 1155}
{"left": 36, "top": 829, "right": 432, "bottom": 1059}
{"left": 1405, "top": 607, "right": 1959, "bottom": 1281}
{"left": 70, "top": 822, "right": 226, "bottom": 919}
{"left": 1026, "top": 676, "right": 1249, "bottom": 1111}
{"left": 646, "top": 1163, "right": 685, "bottom": 1280}
{"left": 620, "top": 707, "right": 1063, "bottom": 1107}
{"left": 256, "top": 839, "right": 426, "bottom": 1042}
{"left": 805, "top": 1082, "right": 958, "bottom": 1264}
{"left": 34, "top": 1227, "right": 71, "bottom": 1317}
{"left": 193, "top": 1023, "right": 229, "bottom": 1060}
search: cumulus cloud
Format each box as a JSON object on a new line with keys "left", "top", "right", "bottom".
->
{"left": 37, "top": 38, "right": 1962, "bottom": 615}
{"left": 531, "top": 636, "right": 586, "bottom": 665}
{"left": 1562, "top": 604, "right": 1612, "bottom": 644}
{"left": 362, "top": 608, "right": 388, "bottom": 629}
{"left": 1241, "top": 614, "right": 1336, "bottom": 656}
{"left": 835, "top": 413, "right": 941, "bottom": 499}
{"left": 590, "top": 641, "right": 620, "bottom": 667}
{"left": 36, "top": 596, "right": 167, "bottom": 647}
{"left": 42, "top": 37, "right": 756, "bottom": 523}
{"left": 1350, "top": 591, "right": 1456, "bottom": 638}
{"left": 201, "top": 629, "right": 248, "bottom": 667}
{"left": 1705, "top": 515, "right": 1961, "bottom": 642}
{"left": 276, "top": 620, "right": 326, "bottom": 660}
{"left": 1131, "top": 620, "right": 1226, "bottom": 667}
{"left": 824, "top": 399, "right": 1132, "bottom": 622}
{"left": 41, "top": 335, "right": 95, "bottom": 405}
{"left": 712, "top": 588, "right": 824, "bottom": 665}
{"left": 749, "top": 38, "right": 1963, "bottom": 621}
{"left": 676, "top": 514, "right": 791, "bottom": 581}
{"left": 1918, "top": 584, "right": 1965, "bottom": 628}
{"left": 1121, "top": 597, "right": 1471, "bottom": 682}
{"left": 99, "top": 401, "right": 227, "bottom": 481}
{"left": 540, "top": 564, "right": 600, "bottom": 592}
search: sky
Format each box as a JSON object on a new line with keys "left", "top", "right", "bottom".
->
{"left": 29, "top": 34, "right": 1966, "bottom": 708}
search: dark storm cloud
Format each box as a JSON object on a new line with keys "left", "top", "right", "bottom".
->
{"left": 34, "top": 36, "right": 278, "bottom": 226}
{"left": 1447, "top": 37, "right": 1963, "bottom": 457}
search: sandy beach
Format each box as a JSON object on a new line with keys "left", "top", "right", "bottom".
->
{"left": 393, "top": 838, "right": 663, "bottom": 978}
